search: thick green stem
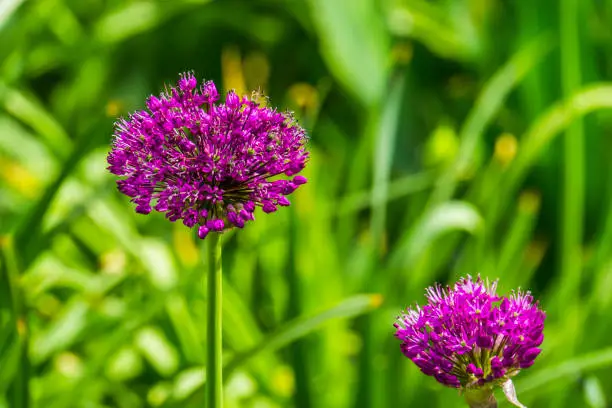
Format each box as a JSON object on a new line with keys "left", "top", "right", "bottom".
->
{"left": 206, "top": 233, "right": 223, "bottom": 408}
{"left": 464, "top": 388, "right": 497, "bottom": 408}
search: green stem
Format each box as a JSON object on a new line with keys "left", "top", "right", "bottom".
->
{"left": 464, "top": 388, "right": 497, "bottom": 408}
{"left": 206, "top": 233, "right": 223, "bottom": 408}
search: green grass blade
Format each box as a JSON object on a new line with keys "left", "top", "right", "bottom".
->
{"left": 390, "top": 200, "right": 483, "bottom": 271}
{"left": 13, "top": 121, "right": 103, "bottom": 268}
{"left": 0, "top": 84, "right": 71, "bottom": 160}
{"left": 496, "top": 191, "right": 541, "bottom": 288}
{"left": 337, "top": 171, "right": 435, "bottom": 216}
{"left": 507, "top": 84, "right": 612, "bottom": 197}
{"left": 0, "top": 238, "right": 29, "bottom": 408}
{"left": 94, "top": 0, "right": 212, "bottom": 45}
{"left": 285, "top": 208, "right": 311, "bottom": 408}
{"left": 0, "top": 0, "right": 25, "bottom": 27}
{"left": 164, "top": 295, "right": 205, "bottom": 364}
{"left": 430, "top": 34, "right": 554, "bottom": 205}
{"left": 371, "top": 75, "right": 404, "bottom": 246}
{"left": 517, "top": 348, "right": 612, "bottom": 394}
{"left": 224, "top": 294, "right": 382, "bottom": 377}
{"left": 559, "top": 0, "right": 584, "bottom": 315}
{"left": 306, "top": 0, "right": 389, "bottom": 107}
{"left": 388, "top": 0, "right": 478, "bottom": 60}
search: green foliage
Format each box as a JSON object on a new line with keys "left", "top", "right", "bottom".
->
{"left": 1, "top": 0, "right": 612, "bottom": 407}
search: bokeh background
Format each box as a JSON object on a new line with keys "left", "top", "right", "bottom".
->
{"left": 1, "top": 0, "right": 612, "bottom": 407}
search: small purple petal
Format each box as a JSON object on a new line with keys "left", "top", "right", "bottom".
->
{"left": 198, "top": 225, "right": 209, "bottom": 239}
{"left": 226, "top": 91, "right": 240, "bottom": 108}
{"left": 178, "top": 72, "right": 197, "bottom": 91}
{"left": 146, "top": 95, "right": 163, "bottom": 111}
{"left": 293, "top": 175, "right": 307, "bottom": 185}
{"left": 262, "top": 202, "right": 277, "bottom": 213}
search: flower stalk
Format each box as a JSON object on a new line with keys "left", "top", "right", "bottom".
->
{"left": 206, "top": 233, "right": 223, "bottom": 408}
{"left": 106, "top": 72, "right": 309, "bottom": 408}
{"left": 464, "top": 388, "right": 497, "bottom": 408}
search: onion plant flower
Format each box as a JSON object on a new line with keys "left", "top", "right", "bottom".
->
{"left": 107, "top": 72, "right": 309, "bottom": 408}
{"left": 394, "top": 276, "right": 545, "bottom": 408}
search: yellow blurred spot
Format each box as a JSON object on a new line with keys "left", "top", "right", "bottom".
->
{"left": 369, "top": 294, "right": 384, "bottom": 308}
{"left": 243, "top": 51, "right": 270, "bottom": 92}
{"left": 16, "top": 318, "right": 27, "bottom": 337}
{"left": 55, "top": 352, "right": 84, "bottom": 378}
{"left": 380, "top": 231, "right": 388, "bottom": 256}
{"left": 271, "top": 365, "right": 294, "bottom": 397}
{"left": 222, "top": 46, "right": 247, "bottom": 96}
{"left": 494, "top": 133, "right": 518, "bottom": 166}
{"left": 288, "top": 83, "right": 319, "bottom": 111}
{"left": 425, "top": 124, "right": 459, "bottom": 167}
{"left": 36, "top": 294, "right": 61, "bottom": 317}
{"left": 391, "top": 42, "right": 413, "bottom": 65}
{"left": 106, "top": 100, "right": 123, "bottom": 117}
{"left": 518, "top": 190, "right": 541, "bottom": 214}
{"left": 0, "top": 160, "right": 40, "bottom": 197}
{"left": 173, "top": 224, "right": 199, "bottom": 267}
{"left": 100, "top": 249, "right": 126, "bottom": 275}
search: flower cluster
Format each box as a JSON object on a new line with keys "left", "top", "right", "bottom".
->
{"left": 107, "top": 73, "right": 309, "bottom": 238}
{"left": 394, "top": 276, "right": 545, "bottom": 389}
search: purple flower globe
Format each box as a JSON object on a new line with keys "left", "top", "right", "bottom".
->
{"left": 107, "top": 72, "right": 309, "bottom": 238}
{"left": 394, "top": 276, "right": 545, "bottom": 406}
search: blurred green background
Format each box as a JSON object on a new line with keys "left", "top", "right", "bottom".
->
{"left": 1, "top": 0, "right": 612, "bottom": 407}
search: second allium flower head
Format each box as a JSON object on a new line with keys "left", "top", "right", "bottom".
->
{"left": 394, "top": 276, "right": 544, "bottom": 403}
{"left": 107, "top": 73, "right": 309, "bottom": 238}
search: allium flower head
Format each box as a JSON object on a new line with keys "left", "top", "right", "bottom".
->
{"left": 107, "top": 72, "right": 309, "bottom": 238}
{"left": 394, "top": 276, "right": 545, "bottom": 406}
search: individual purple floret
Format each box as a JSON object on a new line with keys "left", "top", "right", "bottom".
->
{"left": 107, "top": 72, "right": 309, "bottom": 238}
{"left": 394, "top": 276, "right": 544, "bottom": 405}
